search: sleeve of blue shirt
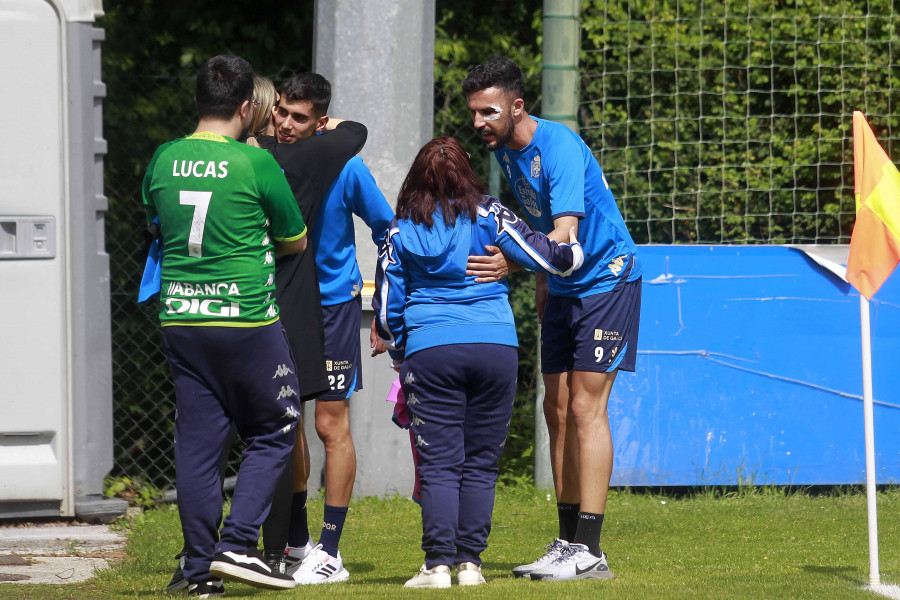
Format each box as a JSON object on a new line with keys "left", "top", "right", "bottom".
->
{"left": 372, "top": 222, "right": 406, "bottom": 360}
{"left": 542, "top": 126, "right": 587, "bottom": 220}
{"left": 344, "top": 157, "right": 394, "bottom": 245}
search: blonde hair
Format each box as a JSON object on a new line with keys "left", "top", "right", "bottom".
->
{"left": 245, "top": 76, "right": 277, "bottom": 147}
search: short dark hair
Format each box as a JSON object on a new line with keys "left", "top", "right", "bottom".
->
{"left": 280, "top": 72, "right": 331, "bottom": 117}
{"left": 195, "top": 55, "right": 255, "bottom": 120}
{"left": 396, "top": 137, "right": 487, "bottom": 227}
{"left": 461, "top": 56, "right": 525, "bottom": 100}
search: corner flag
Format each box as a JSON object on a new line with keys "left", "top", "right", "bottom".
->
{"left": 847, "top": 111, "right": 900, "bottom": 299}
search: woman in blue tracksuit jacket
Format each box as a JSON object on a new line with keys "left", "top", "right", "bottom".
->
{"left": 373, "top": 137, "right": 583, "bottom": 588}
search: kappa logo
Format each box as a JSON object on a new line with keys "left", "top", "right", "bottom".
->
{"left": 405, "top": 392, "right": 419, "bottom": 405}
{"left": 282, "top": 405, "right": 300, "bottom": 420}
{"left": 404, "top": 372, "right": 416, "bottom": 385}
{"left": 263, "top": 251, "right": 274, "bottom": 265}
{"left": 265, "top": 274, "right": 274, "bottom": 286}
{"left": 272, "top": 364, "right": 294, "bottom": 378}
{"left": 262, "top": 235, "right": 270, "bottom": 246}
{"left": 410, "top": 414, "right": 424, "bottom": 426}
{"left": 415, "top": 434, "right": 429, "bottom": 447}
{"left": 277, "top": 385, "right": 297, "bottom": 400}
{"left": 607, "top": 254, "right": 627, "bottom": 276}
{"left": 265, "top": 304, "right": 277, "bottom": 318}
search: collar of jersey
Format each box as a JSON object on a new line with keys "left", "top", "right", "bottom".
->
{"left": 188, "top": 131, "right": 230, "bottom": 143}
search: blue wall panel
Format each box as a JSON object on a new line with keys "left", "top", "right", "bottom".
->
{"left": 609, "top": 246, "right": 900, "bottom": 486}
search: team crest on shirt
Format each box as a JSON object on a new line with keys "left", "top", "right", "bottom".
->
{"left": 514, "top": 177, "right": 542, "bottom": 218}
{"left": 530, "top": 155, "right": 541, "bottom": 178}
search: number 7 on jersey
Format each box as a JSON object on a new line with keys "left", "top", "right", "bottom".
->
{"left": 180, "top": 190, "right": 212, "bottom": 257}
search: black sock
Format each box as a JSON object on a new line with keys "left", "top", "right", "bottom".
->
{"left": 573, "top": 512, "right": 604, "bottom": 556}
{"left": 287, "top": 491, "right": 309, "bottom": 548}
{"left": 319, "top": 504, "right": 348, "bottom": 558}
{"left": 557, "top": 503, "right": 580, "bottom": 542}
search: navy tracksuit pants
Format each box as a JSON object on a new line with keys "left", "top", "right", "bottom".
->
{"left": 400, "top": 343, "right": 518, "bottom": 568}
{"left": 162, "top": 322, "right": 301, "bottom": 583}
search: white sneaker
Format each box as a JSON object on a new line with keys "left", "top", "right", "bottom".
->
{"left": 511, "top": 538, "right": 569, "bottom": 578}
{"left": 291, "top": 544, "right": 350, "bottom": 584}
{"left": 528, "top": 543, "right": 614, "bottom": 581}
{"left": 284, "top": 539, "right": 316, "bottom": 576}
{"left": 404, "top": 564, "right": 451, "bottom": 589}
{"left": 456, "top": 562, "right": 485, "bottom": 586}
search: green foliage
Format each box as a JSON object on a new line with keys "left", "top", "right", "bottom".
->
{"left": 104, "top": 475, "right": 162, "bottom": 509}
{"left": 579, "top": 0, "right": 900, "bottom": 244}
{"left": 433, "top": 1, "right": 543, "bottom": 176}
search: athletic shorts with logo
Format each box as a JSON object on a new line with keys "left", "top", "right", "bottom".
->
{"left": 541, "top": 262, "right": 641, "bottom": 374}
{"left": 319, "top": 295, "right": 363, "bottom": 401}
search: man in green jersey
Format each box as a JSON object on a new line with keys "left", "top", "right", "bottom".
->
{"left": 142, "top": 54, "right": 305, "bottom": 594}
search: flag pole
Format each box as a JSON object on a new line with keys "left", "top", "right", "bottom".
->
{"left": 859, "top": 293, "right": 880, "bottom": 586}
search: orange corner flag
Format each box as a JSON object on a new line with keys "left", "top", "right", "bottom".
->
{"left": 847, "top": 111, "right": 900, "bottom": 299}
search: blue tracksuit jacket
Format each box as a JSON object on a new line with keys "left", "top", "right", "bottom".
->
{"left": 373, "top": 196, "right": 583, "bottom": 361}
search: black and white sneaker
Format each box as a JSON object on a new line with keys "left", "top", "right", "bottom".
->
{"left": 512, "top": 538, "right": 569, "bottom": 578}
{"left": 166, "top": 551, "right": 188, "bottom": 591}
{"left": 209, "top": 548, "right": 297, "bottom": 590}
{"left": 264, "top": 550, "right": 288, "bottom": 577}
{"left": 187, "top": 578, "right": 224, "bottom": 598}
{"left": 529, "top": 543, "right": 614, "bottom": 581}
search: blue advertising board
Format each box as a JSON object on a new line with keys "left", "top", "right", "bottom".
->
{"left": 609, "top": 245, "right": 900, "bottom": 485}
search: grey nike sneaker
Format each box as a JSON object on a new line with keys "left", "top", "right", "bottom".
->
{"left": 529, "top": 543, "right": 614, "bottom": 581}
{"left": 511, "top": 538, "right": 570, "bottom": 578}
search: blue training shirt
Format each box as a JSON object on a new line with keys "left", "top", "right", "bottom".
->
{"left": 311, "top": 156, "right": 393, "bottom": 306}
{"left": 495, "top": 117, "right": 641, "bottom": 297}
{"left": 373, "top": 196, "right": 584, "bottom": 361}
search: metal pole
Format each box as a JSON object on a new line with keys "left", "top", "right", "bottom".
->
{"left": 859, "top": 294, "right": 880, "bottom": 586}
{"left": 534, "top": 0, "right": 580, "bottom": 488}
{"left": 542, "top": 0, "right": 580, "bottom": 133}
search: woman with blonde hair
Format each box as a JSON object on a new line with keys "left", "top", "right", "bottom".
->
{"left": 245, "top": 76, "right": 277, "bottom": 147}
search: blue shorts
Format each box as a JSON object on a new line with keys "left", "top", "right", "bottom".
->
{"left": 540, "top": 274, "right": 642, "bottom": 374}
{"left": 319, "top": 296, "right": 363, "bottom": 401}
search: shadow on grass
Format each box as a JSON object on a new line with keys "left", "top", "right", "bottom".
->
{"left": 801, "top": 564, "right": 862, "bottom": 585}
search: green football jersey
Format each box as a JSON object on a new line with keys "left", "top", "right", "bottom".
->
{"left": 142, "top": 131, "right": 305, "bottom": 326}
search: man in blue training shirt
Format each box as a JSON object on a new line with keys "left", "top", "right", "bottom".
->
{"left": 269, "top": 72, "right": 393, "bottom": 585}
{"left": 463, "top": 56, "right": 642, "bottom": 582}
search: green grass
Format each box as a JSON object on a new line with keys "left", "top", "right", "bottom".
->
{"left": 7, "top": 486, "right": 900, "bottom": 599}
